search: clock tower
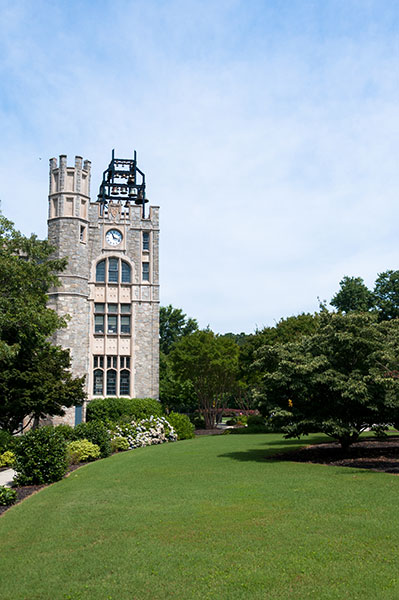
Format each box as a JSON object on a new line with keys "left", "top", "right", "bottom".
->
{"left": 47, "top": 152, "right": 160, "bottom": 426}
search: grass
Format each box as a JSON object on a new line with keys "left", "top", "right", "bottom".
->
{"left": 1, "top": 433, "right": 399, "bottom": 599}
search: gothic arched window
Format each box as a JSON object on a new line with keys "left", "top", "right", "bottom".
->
{"left": 93, "top": 369, "right": 104, "bottom": 395}
{"left": 107, "top": 369, "right": 117, "bottom": 395}
{"left": 96, "top": 260, "right": 106, "bottom": 282}
{"left": 120, "top": 370, "right": 130, "bottom": 395}
{"left": 121, "top": 261, "right": 131, "bottom": 283}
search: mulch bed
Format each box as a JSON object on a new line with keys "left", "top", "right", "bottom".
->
{"left": 270, "top": 436, "right": 399, "bottom": 474}
{"left": 195, "top": 428, "right": 225, "bottom": 436}
{"left": 0, "top": 462, "right": 89, "bottom": 517}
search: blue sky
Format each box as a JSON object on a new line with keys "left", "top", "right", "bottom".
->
{"left": 1, "top": 0, "right": 399, "bottom": 333}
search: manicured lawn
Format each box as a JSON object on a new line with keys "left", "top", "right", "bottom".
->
{"left": 1, "top": 433, "right": 399, "bottom": 600}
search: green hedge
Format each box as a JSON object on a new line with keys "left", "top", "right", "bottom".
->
{"left": 86, "top": 398, "right": 163, "bottom": 424}
{"left": 14, "top": 426, "right": 68, "bottom": 485}
{"left": 73, "top": 422, "right": 112, "bottom": 458}
{"left": 166, "top": 412, "right": 195, "bottom": 440}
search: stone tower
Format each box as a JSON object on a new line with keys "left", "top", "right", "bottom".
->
{"left": 47, "top": 152, "right": 160, "bottom": 426}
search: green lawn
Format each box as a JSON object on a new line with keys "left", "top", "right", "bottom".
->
{"left": 1, "top": 433, "right": 399, "bottom": 600}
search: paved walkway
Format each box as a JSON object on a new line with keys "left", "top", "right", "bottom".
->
{"left": 0, "top": 468, "right": 16, "bottom": 487}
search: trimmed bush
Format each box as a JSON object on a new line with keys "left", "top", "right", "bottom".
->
{"left": 73, "top": 421, "right": 112, "bottom": 458}
{"left": 54, "top": 424, "right": 76, "bottom": 442}
{"left": 167, "top": 412, "right": 195, "bottom": 440}
{"left": 86, "top": 397, "right": 163, "bottom": 424}
{"left": 111, "top": 437, "right": 129, "bottom": 452}
{"left": 67, "top": 439, "right": 101, "bottom": 464}
{"left": 14, "top": 426, "right": 68, "bottom": 485}
{"left": 0, "top": 486, "right": 17, "bottom": 506}
{"left": 0, "top": 450, "right": 16, "bottom": 468}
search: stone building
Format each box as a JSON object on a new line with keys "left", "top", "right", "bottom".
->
{"left": 47, "top": 152, "right": 159, "bottom": 426}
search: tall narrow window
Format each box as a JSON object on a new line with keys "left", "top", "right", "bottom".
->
{"left": 120, "top": 370, "right": 130, "bottom": 395}
{"left": 121, "top": 315, "right": 131, "bottom": 334}
{"left": 96, "top": 260, "right": 106, "bottom": 282}
{"left": 108, "top": 315, "right": 118, "bottom": 334}
{"left": 93, "top": 369, "right": 104, "bottom": 395}
{"left": 142, "top": 262, "right": 150, "bottom": 281}
{"left": 107, "top": 370, "right": 117, "bottom": 395}
{"left": 121, "top": 261, "right": 131, "bottom": 283}
{"left": 143, "top": 232, "right": 150, "bottom": 251}
{"left": 95, "top": 315, "right": 104, "bottom": 334}
{"left": 108, "top": 258, "right": 119, "bottom": 283}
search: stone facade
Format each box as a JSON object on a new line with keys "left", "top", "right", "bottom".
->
{"left": 47, "top": 154, "right": 160, "bottom": 426}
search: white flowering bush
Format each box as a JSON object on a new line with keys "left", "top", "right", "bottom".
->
{"left": 109, "top": 415, "right": 177, "bottom": 450}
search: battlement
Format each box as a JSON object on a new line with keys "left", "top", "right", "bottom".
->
{"left": 49, "top": 154, "right": 91, "bottom": 196}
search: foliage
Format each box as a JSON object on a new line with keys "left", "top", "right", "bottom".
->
{"left": 14, "top": 426, "right": 68, "bottom": 484}
{"left": 169, "top": 330, "right": 239, "bottom": 429}
{"left": 239, "top": 313, "right": 319, "bottom": 388}
{"left": 66, "top": 439, "right": 101, "bottom": 464}
{"left": 373, "top": 270, "right": 399, "bottom": 320}
{"left": 110, "top": 437, "right": 129, "bottom": 452}
{"left": 110, "top": 416, "right": 177, "bottom": 449}
{"left": 0, "top": 485, "right": 17, "bottom": 506}
{"left": 166, "top": 412, "right": 195, "bottom": 440}
{"left": 256, "top": 311, "right": 399, "bottom": 448}
{"left": 159, "top": 352, "right": 198, "bottom": 413}
{"left": 86, "top": 397, "right": 163, "bottom": 424}
{"left": 159, "top": 304, "right": 198, "bottom": 355}
{"left": 0, "top": 450, "right": 15, "bottom": 468}
{"left": 0, "top": 429, "right": 15, "bottom": 453}
{"left": 54, "top": 424, "right": 76, "bottom": 441}
{"left": 0, "top": 216, "right": 86, "bottom": 432}
{"left": 73, "top": 421, "right": 112, "bottom": 458}
{"left": 330, "top": 276, "right": 375, "bottom": 313}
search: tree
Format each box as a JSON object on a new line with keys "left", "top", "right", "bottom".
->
{"left": 330, "top": 276, "right": 375, "bottom": 313}
{"left": 169, "top": 330, "right": 239, "bottom": 428}
{"left": 256, "top": 311, "right": 399, "bottom": 449}
{"left": 159, "top": 305, "right": 198, "bottom": 355}
{"left": 373, "top": 270, "right": 399, "bottom": 320}
{"left": 0, "top": 216, "right": 86, "bottom": 432}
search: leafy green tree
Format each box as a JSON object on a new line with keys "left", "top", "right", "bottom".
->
{"left": 159, "top": 305, "right": 198, "bottom": 355}
{"left": 373, "top": 270, "right": 399, "bottom": 320}
{"left": 256, "top": 311, "right": 399, "bottom": 449}
{"left": 330, "top": 276, "right": 375, "bottom": 313}
{"left": 240, "top": 313, "right": 319, "bottom": 387}
{"left": 169, "top": 330, "right": 239, "bottom": 428}
{"left": 0, "top": 216, "right": 86, "bottom": 432}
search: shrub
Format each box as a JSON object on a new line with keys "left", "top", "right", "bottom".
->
{"left": 111, "top": 436, "right": 129, "bottom": 452}
{"left": 73, "top": 421, "right": 112, "bottom": 458}
{"left": 166, "top": 412, "right": 195, "bottom": 440}
{"left": 0, "top": 430, "right": 17, "bottom": 453}
{"left": 0, "top": 450, "right": 16, "bottom": 468}
{"left": 247, "top": 415, "right": 266, "bottom": 426}
{"left": 0, "top": 486, "right": 17, "bottom": 506}
{"left": 54, "top": 424, "right": 76, "bottom": 442}
{"left": 110, "top": 416, "right": 177, "bottom": 449}
{"left": 67, "top": 439, "right": 101, "bottom": 464}
{"left": 14, "top": 426, "right": 68, "bottom": 485}
{"left": 189, "top": 414, "right": 206, "bottom": 429}
{"left": 86, "top": 397, "right": 163, "bottom": 424}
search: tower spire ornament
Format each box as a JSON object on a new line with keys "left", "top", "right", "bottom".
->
{"left": 97, "top": 149, "right": 148, "bottom": 218}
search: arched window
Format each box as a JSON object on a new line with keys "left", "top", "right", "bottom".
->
{"left": 121, "top": 261, "right": 131, "bottom": 283}
{"left": 120, "top": 370, "right": 130, "bottom": 395}
{"left": 107, "top": 369, "right": 117, "bottom": 395}
{"left": 96, "top": 260, "right": 106, "bottom": 282}
{"left": 93, "top": 369, "right": 104, "bottom": 395}
{"left": 108, "top": 258, "right": 119, "bottom": 283}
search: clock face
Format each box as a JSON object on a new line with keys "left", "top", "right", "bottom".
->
{"left": 106, "top": 229, "right": 123, "bottom": 246}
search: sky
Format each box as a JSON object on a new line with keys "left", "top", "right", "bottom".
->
{"left": 1, "top": 0, "right": 399, "bottom": 334}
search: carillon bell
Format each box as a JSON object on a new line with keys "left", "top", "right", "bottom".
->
{"left": 111, "top": 186, "right": 118, "bottom": 195}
